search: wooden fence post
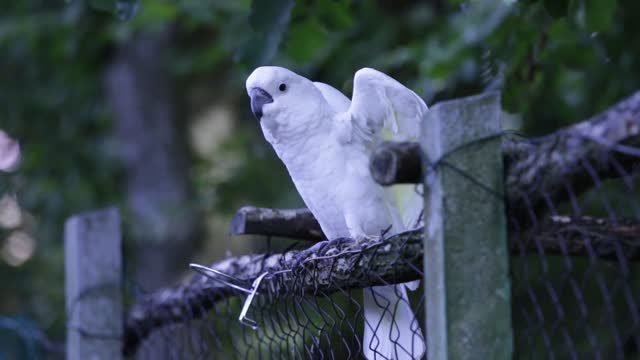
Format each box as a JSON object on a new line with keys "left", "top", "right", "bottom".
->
{"left": 422, "top": 93, "right": 513, "bottom": 359}
{"left": 65, "top": 208, "right": 123, "bottom": 360}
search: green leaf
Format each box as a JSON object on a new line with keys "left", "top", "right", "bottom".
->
{"left": 87, "top": 0, "right": 139, "bottom": 20}
{"left": 544, "top": 0, "right": 570, "bottom": 18}
{"left": 88, "top": 0, "right": 114, "bottom": 12}
{"left": 132, "top": 1, "right": 177, "bottom": 26}
{"left": 239, "top": 0, "right": 294, "bottom": 66}
{"left": 584, "top": 0, "right": 616, "bottom": 32}
{"left": 315, "top": 0, "right": 353, "bottom": 31}
{"left": 284, "top": 19, "right": 329, "bottom": 63}
{"left": 248, "top": 0, "right": 293, "bottom": 33}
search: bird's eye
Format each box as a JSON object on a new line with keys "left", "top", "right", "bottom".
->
{"left": 278, "top": 83, "right": 287, "bottom": 92}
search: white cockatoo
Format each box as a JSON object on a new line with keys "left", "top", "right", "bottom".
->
{"left": 246, "top": 66, "right": 427, "bottom": 359}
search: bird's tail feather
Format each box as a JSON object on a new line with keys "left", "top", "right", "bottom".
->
{"left": 363, "top": 284, "right": 425, "bottom": 360}
{"left": 364, "top": 184, "right": 424, "bottom": 359}
{"left": 398, "top": 185, "right": 423, "bottom": 292}
{"left": 395, "top": 184, "right": 424, "bottom": 230}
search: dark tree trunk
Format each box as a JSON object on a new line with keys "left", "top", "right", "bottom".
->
{"left": 104, "top": 29, "right": 201, "bottom": 291}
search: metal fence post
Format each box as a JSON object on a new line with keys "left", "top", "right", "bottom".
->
{"left": 65, "top": 207, "right": 123, "bottom": 360}
{"left": 422, "top": 93, "right": 512, "bottom": 359}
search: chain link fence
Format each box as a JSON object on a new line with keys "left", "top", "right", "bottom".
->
{"left": 126, "top": 229, "right": 425, "bottom": 359}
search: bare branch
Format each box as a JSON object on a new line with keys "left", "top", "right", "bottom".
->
{"left": 230, "top": 206, "right": 324, "bottom": 241}
{"left": 370, "top": 141, "right": 422, "bottom": 185}
{"left": 512, "top": 215, "right": 640, "bottom": 261}
{"left": 505, "top": 90, "right": 640, "bottom": 219}
{"left": 369, "top": 141, "right": 421, "bottom": 185}
{"left": 368, "top": 91, "right": 640, "bottom": 221}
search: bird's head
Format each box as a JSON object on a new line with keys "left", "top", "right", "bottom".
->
{"left": 246, "top": 66, "right": 327, "bottom": 142}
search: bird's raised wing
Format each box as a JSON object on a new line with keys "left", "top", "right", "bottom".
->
{"left": 347, "top": 68, "right": 427, "bottom": 142}
{"left": 346, "top": 68, "right": 428, "bottom": 231}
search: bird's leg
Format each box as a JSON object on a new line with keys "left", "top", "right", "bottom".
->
{"left": 291, "top": 224, "right": 394, "bottom": 270}
{"left": 380, "top": 224, "right": 393, "bottom": 240}
{"left": 352, "top": 224, "right": 394, "bottom": 245}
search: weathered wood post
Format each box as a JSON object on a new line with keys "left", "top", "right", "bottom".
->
{"left": 422, "top": 93, "right": 512, "bottom": 359}
{"left": 65, "top": 208, "right": 123, "bottom": 360}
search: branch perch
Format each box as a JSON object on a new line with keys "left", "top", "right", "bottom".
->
{"left": 370, "top": 141, "right": 423, "bottom": 185}
{"left": 513, "top": 215, "right": 640, "bottom": 260}
{"left": 124, "top": 230, "right": 421, "bottom": 354}
{"left": 230, "top": 206, "right": 323, "bottom": 241}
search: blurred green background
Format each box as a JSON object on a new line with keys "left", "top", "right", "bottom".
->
{"left": 1, "top": 0, "right": 639, "bottom": 358}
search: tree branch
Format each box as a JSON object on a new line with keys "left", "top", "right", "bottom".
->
{"left": 504, "top": 90, "right": 640, "bottom": 219}
{"left": 230, "top": 206, "right": 324, "bottom": 241}
{"left": 370, "top": 141, "right": 423, "bottom": 185}
{"left": 369, "top": 91, "right": 640, "bottom": 221}
{"left": 512, "top": 216, "right": 640, "bottom": 261}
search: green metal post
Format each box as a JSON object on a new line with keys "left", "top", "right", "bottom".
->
{"left": 422, "top": 93, "right": 512, "bottom": 359}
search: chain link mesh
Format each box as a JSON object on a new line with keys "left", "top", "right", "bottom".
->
{"left": 509, "top": 145, "right": 640, "bottom": 359}
{"left": 125, "top": 233, "right": 426, "bottom": 359}
{"left": 120, "top": 125, "right": 640, "bottom": 359}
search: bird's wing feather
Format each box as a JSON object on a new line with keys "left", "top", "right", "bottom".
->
{"left": 346, "top": 67, "right": 428, "bottom": 231}
{"left": 347, "top": 67, "right": 427, "bottom": 142}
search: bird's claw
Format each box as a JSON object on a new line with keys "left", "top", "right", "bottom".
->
{"left": 353, "top": 224, "right": 393, "bottom": 244}
{"left": 291, "top": 240, "right": 328, "bottom": 270}
{"left": 290, "top": 227, "right": 394, "bottom": 272}
{"left": 291, "top": 237, "right": 353, "bottom": 271}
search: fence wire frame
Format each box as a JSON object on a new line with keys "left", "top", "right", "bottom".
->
{"left": 507, "top": 139, "right": 640, "bottom": 360}
{"left": 117, "top": 132, "right": 640, "bottom": 360}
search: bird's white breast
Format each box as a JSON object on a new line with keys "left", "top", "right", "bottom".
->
{"left": 273, "top": 134, "right": 349, "bottom": 239}
{"left": 273, "top": 133, "right": 397, "bottom": 240}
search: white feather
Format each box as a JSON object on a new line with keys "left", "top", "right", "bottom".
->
{"left": 313, "top": 81, "right": 351, "bottom": 112}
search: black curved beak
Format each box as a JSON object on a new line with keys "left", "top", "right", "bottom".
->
{"left": 249, "top": 87, "right": 273, "bottom": 120}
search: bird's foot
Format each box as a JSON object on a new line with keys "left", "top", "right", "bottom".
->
{"left": 353, "top": 224, "right": 394, "bottom": 245}
{"left": 353, "top": 234, "right": 380, "bottom": 245}
{"left": 291, "top": 237, "right": 354, "bottom": 271}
